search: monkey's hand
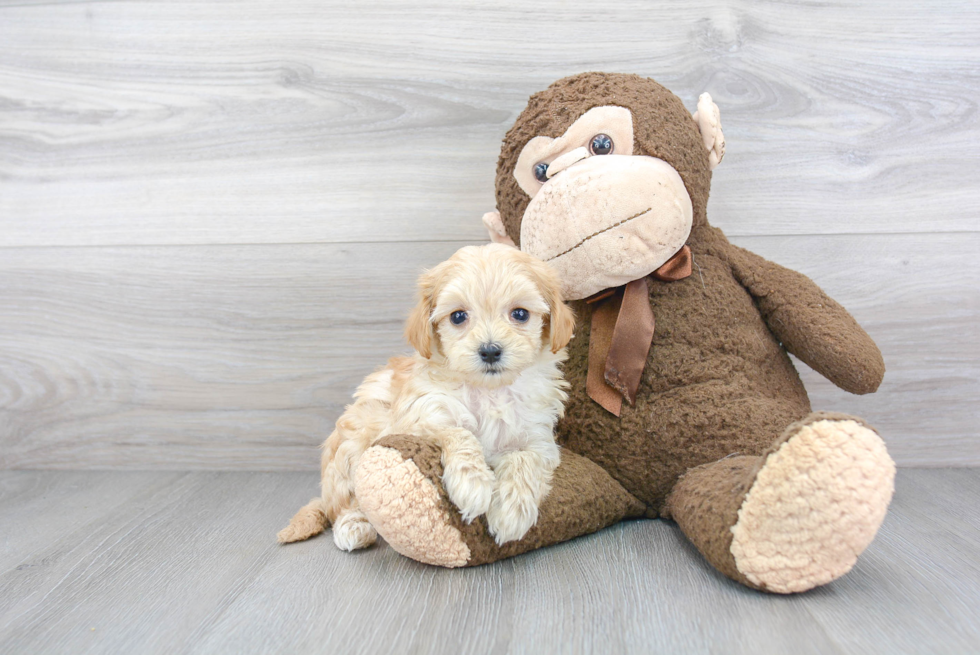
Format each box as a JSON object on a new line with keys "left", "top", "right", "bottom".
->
{"left": 726, "top": 243, "right": 885, "bottom": 395}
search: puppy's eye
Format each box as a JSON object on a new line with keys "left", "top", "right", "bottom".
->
{"left": 510, "top": 308, "right": 529, "bottom": 323}
{"left": 533, "top": 162, "right": 549, "bottom": 183}
{"left": 450, "top": 310, "right": 467, "bottom": 325}
{"left": 589, "top": 134, "right": 613, "bottom": 155}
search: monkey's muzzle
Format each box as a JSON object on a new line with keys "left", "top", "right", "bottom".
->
{"left": 520, "top": 155, "right": 693, "bottom": 300}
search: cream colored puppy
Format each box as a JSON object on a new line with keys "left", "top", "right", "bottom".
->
{"left": 278, "top": 243, "right": 575, "bottom": 550}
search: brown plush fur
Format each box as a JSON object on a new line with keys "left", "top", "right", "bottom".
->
{"left": 357, "top": 73, "right": 892, "bottom": 591}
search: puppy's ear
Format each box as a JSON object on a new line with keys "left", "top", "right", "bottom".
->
{"left": 523, "top": 255, "right": 576, "bottom": 353}
{"left": 405, "top": 298, "right": 433, "bottom": 358}
{"left": 548, "top": 295, "right": 576, "bottom": 353}
{"left": 405, "top": 265, "right": 445, "bottom": 358}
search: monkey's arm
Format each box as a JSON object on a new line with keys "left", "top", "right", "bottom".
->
{"left": 724, "top": 243, "right": 884, "bottom": 395}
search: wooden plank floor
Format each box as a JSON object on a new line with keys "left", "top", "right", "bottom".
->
{"left": 1, "top": 469, "right": 977, "bottom": 654}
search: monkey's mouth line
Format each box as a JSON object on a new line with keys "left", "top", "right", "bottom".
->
{"left": 545, "top": 207, "right": 652, "bottom": 262}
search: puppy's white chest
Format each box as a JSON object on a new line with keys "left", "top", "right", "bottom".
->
{"left": 480, "top": 392, "right": 508, "bottom": 422}
{"left": 463, "top": 386, "right": 526, "bottom": 455}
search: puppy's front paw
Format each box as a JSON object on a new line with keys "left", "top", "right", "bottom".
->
{"left": 486, "top": 478, "right": 540, "bottom": 545}
{"left": 442, "top": 455, "right": 495, "bottom": 523}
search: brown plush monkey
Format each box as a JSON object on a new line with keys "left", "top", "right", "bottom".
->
{"left": 355, "top": 72, "right": 895, "bottom": 593}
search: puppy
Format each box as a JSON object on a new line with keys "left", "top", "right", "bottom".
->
{"left": 278, "top": 243, "right": 575, "bottom": 550}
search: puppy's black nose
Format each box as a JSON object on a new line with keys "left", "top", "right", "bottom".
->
{"left": 478, "top": 343, "right": 503, "bottom": 364}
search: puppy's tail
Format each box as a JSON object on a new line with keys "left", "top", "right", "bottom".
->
{"left": 277, "top": 497, "right": 328, "bottom": 544}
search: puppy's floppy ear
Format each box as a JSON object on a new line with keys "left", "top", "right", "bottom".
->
{"left": 523, "top": 255, "right": 576, "bottom": 353}
{"left": 405, "top": 264, "right": 446, "bottom": 358}
{"left": 548, "top": 295, "right": 576, "bottom": 353}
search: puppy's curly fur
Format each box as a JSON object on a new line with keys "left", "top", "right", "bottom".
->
{"left": 278, "top": 243, "right": 575, "bottom": 549}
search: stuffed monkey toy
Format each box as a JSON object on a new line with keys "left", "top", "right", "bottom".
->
{"left": 355, "top": 72, "right": 895, "bottom": 593}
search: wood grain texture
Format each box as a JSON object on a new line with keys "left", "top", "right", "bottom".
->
{"left": 0, "top": 240, "right": 464, "bottom": 470}
{"left": 1, "top": 233, "right": 976, "bottom": 469}
{"left": 0, "top": 0, "right": 978, "bottom": 469}
{"left": 0, "top": 0, "right": 978, "bottom": 247}
{"left": 0, "top": 469, "right": 977, "bottom": 654}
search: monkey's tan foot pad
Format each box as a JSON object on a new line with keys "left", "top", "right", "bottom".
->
{"left": 355, "top": 434, "right": 647, "bottom": 568}
{"left": 355, "top": 436, "right": 472, "bottom": 567}
{"left": 730, "top": 415, "right": 896, "bottom": 594}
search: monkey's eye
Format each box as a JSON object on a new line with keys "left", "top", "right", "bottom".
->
{"left": 589, "top": 134, "right": 613, "bottom": 155}
{"left": 510, "top": 308, "right": 529, "bottom": 323}
{"left": 533, "top": 162, "right": 549, "bottom": 183}
{"left": 450, "top": 310, "right": 467, "bottom": 326}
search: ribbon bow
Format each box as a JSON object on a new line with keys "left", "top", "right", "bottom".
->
{"left": 585, "top": 246, "right": 693, "bottom": 416}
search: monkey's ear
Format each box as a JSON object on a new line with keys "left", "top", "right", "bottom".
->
{"left": 482, "top": 211, "right": 516, "bottom": 248}
{"left": 692, "top": 93, "right": 725, "bottom": 170}
{"left": 405, "top": 268, "right": 441, "bottom": 358}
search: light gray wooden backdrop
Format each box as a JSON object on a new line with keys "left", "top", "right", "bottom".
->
{"left": 1, "top": 0, "right": 977, "bottom": 469}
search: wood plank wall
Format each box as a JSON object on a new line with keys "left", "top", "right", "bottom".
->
{"left": 1, "top": 0, "right": 977, "bottom": 469}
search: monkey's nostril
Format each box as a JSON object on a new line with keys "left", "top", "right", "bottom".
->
{"left": 478, "top": 343, "right": 503, "bottom": 364}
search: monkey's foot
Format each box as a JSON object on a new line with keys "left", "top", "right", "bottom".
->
{"left": 730, "top": 415, "right": 895, "bottom": 593}
{"left": 355, "top": 437, "right": 471, "bottom": 567}
{"left": 667, "top": 413, "right": 895, "bottom": 593}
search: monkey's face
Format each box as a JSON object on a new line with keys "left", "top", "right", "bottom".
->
{"left": 513, "top": 106, "right": 693, "bottom": 300}
{"left": 489, "top": 74, "right": 726, "bottom": 301}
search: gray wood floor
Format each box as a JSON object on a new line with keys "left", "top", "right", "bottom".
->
{"left": 1, "top": 468, "right": 977, "bottom": 654}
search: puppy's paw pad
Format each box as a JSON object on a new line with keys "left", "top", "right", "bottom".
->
{"left": 442, "top": 459, "right": 495, "bottom": 523}
{"left": 486, "top": 489, "right": 538, "bottom": 545}
{"left": 332, "top": 513, "right": 378, "bottom": 552}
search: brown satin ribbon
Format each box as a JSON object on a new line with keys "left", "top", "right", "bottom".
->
{"left": 586, "top": 246, "right": 693, "bottom": 416}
